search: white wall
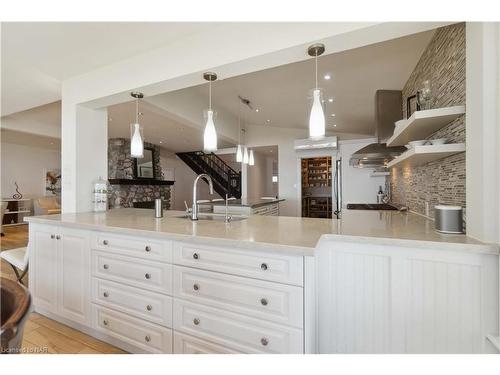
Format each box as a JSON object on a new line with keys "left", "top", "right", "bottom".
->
{"left": 247, "top": 152, "right": 275, "bottom": 199}
{"left": 1, "top": 142, "right": 61, "bottom": 198}
{"left": 466, "top": 22, "right": 500, "bottom": 244}
{"left": 338, "top": 139, "right": 386, "bottom": 205}
{"left": 160, "top": 152, "right": 219, "bottom": 211}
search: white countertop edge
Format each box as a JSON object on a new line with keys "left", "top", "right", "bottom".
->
{"left": 26, "top": 215, "right": 498, "bottom": 256}
{"left": 25, "top": 215, "right": 314, "bottom": 256}
{"left": 318, "top": 234, "right": 499, "bottom": 256}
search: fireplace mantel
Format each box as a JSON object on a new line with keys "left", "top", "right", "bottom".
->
{"left": 108, "top": 179, "right": 175, "bottom": 186}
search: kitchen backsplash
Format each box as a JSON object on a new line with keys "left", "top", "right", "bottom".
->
{"left": 390, "top": 23, "right": 466, "bottom": 220}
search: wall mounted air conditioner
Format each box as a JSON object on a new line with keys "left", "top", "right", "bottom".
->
{"left": 294, "top": 136, "right": 338, "bottom": 151}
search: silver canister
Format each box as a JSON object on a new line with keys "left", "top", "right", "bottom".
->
{"left": 155, "top": 198, "right": 163, "bottom": 218}
{"left": 434, "top": 205, "right": 463, "bottom": 234}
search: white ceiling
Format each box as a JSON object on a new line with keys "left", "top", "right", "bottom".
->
{"left": 1, "top": 128, "right": 60, "bottom": 150}
{"left": 107, "top": 101, "right": 233, "bottom": 153}
{"left": 177, "top": 30, "right": 434, "bottom": 136}
{"left": 1, "top": 22, "right": 216, "bottom": 115}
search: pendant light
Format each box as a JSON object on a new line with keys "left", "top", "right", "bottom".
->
{"left": 236, "top": 144, "right": 243, "bottom": 162}
{"left": 236, "top": 99, "right": 243, "bottom": 162}
{"left": 249, "top": 149, "right": 255, "bottom": 166}
{"left": 243, "top": 146, "right": 249, "bottom": 164}
{"left": 130, "top": 92, "right": 144, "bottom": 158}
{"left": 203, "top": 72, "right": 218, "bottom": 152}
{"left": 307, "top": 43, "right": 326, "bottom": 139}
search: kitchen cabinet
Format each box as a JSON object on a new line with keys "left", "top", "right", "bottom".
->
{"left": 29, "top": 222, "right": 305, "bottom": 354}
{"left": 30, "top": 224, "right": 90, "bottom": 325}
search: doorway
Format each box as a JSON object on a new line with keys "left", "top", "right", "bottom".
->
{"left": 301, "top": 156, "right": 332, "bottom": 218}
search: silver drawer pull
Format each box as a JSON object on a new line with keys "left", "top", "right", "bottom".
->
{"left": 56, "top": 235, "right": 61, "bottom": 240}
{"left": 103, "top": 240, "right": 109, "bottom": 245}
{"left": 103, "top": 264, "right": 109, "bottom": 270}
{"left": 103, "top": 319, "right": 109, "bottom": 326}
{"left": 260, "top": 298, "right": 268, "bottom": 306}
{"left": 146, "top": 304, "right": 153, "bottom": 311}
{"left": 50, "top": 234, "right": 55, "bottom": 239}
{"left": 193, "top": 283, "right": 200, "bottom": 291}
{"left": 193, "top": 252, "right": 199, "bottom": 260}
{"left": 261, "top": 338, "right": 269, "bottom": 346}
{"left": 145, "top": 335, "right": 151, "bottom": 342}
{"left": 103, "top": 292, "right": 109, "bottom": 298}
{"left": 145, "top": 246, "right": 151, "bottom": 252}
{"left": 145, "top": 273, "right": 151, "bottom": 279}
{"left": 261, "top": 263, "right": 268, "bottom": 271}
{"left": 193, "top": 318, "right": 200, "bottom": 326}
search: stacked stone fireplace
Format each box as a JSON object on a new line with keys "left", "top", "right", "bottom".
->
{"left": 108, "top": 138, "right": 172, "bottom": 209}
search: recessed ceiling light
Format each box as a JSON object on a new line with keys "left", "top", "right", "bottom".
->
{"left": 266, "top": 119, "right": 271, "bottom": 123}
{"left": 328, "top": 98, "right": 334, "bottom": 103}
{"left": 255, "top": 109, "right": 259, "bottom": 112}
{"left": 324, "top": 74, "right": 331, "bottom": 80}
{"left": 159, "top": 141, "right": 163, "bottom": 144}
{"left": 333, "top": 124, "right": 337, "bottom": 127}
{"left": 331, "top": 113, "right": 336, "bottom": 117}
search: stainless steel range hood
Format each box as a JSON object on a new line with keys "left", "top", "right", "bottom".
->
{"left": 350, "top": 90, "right": 407, "bottom": 168}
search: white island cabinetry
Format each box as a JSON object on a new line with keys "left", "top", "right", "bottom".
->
{"left": 28, "top": 222, "right": 305, "bottom": 354}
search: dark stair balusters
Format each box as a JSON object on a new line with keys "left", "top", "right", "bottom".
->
{"left": 176, "top": 151, "right": 242, "bottom": 199}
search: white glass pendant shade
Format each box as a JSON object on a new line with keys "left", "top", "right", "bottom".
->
{"left": 236, "top": 144, "right": 243, "bottom": 162}
{"left": 130, "top": 123, "right": 144, "bottom": 158}
{"left": 309, "top": 88, "right": 325, "bottom": 139}
{"left": 242, "top": 147, "right": 249, "bottom": 164}
{"left": 249, "top": 149, "right": 255, "bottom": 166}
{"left": 203, "top": 109, "right": 218, "bottom": 152}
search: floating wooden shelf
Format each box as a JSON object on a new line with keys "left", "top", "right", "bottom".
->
{"left": 387, "top": 105, "right": 465, "bottom": 147}
{"left": 387, "top": 143, "right": 465, "bottom": 168}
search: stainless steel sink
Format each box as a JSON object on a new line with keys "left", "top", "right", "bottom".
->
{"left": 175, "top": 214, "right": 248, "bottom": 222}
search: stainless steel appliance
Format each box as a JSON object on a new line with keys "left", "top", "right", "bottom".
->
{"left": 434, "top": 205, "right": 464, "bottom": 234}
{"left": 333, "top": 158, "right": 342, "bottom": 219}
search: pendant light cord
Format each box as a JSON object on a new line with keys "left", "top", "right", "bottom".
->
{"left": 315, "top": 53, "right": 318, "bottom": 89}
{"left": 135, "top": 97, "right": 139, "bottom": 123}
{"left": 238, "top": 99, "right": 241, "bottom": 143}
{"left": 209, "top": 80, "right": 212, "bottom": 110}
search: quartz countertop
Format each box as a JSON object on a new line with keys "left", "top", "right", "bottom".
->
{"left": 26, "top": 208, "right": 497, "bottom": 256}
{"left": 199, "top": 198, "right": 284, "bottom": 208}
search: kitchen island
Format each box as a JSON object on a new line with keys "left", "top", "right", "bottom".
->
{"left": 26, "top": 209, "right": 499, "bottom": 354}
{"left": 200, "top": 197, "right": 284, "bottom": 216}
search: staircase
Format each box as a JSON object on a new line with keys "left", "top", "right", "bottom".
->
{"left": 176, "top": 151, "right": 242, "bottom": 199}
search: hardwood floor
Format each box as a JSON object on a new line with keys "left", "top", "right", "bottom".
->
{"left": 1, "top": 224, "right": 126, "bottom": 354}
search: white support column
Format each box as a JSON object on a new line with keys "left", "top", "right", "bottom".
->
{"left": 466, "top": 22, "right": 500, "bottom": 244}
{"left": 62, "top": 102, "right": 107, "bottom": 213}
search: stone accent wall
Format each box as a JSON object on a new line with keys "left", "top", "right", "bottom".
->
{"left": 108, "top": 138, "right": 163, "bottom": 179}
{"left": 108, "top": 138, "right": 171, "bottom": 209}
{"left": 390, "top": 23, "right": 466, "bottom": 219}
{"left": 109, "top": 184, "right": 171, "bottom": 209}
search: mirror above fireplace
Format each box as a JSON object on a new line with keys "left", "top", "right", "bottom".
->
{"left": 134, "top": 147, "right": 155, "bottom": 179}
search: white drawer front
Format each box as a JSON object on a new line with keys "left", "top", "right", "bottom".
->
{"left": 173, "top": 332, "right": 240, "bottom": 354}
{"left": 173, "top": 266, "right": 303, "bottom": 328}
{"left": 173, "top": 300, "right": 303, "bottom": 354}
{"left": 92, "top": 251, "right": 172, "bottom": 295}
{"left": 92, "top": 278, "right": 172, "bottom": 327}
{"left": 173, "top": 242, "right": 303, "bottom": 286}
{"left": 93, "top": 232, "right": 172, "bottom": 262}
{"left": 92, "top": 305, "right": 172, "bottom": 353}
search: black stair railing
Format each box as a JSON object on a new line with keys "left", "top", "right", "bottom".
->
{"left": 176, "top": 151, "right": 242, "bottom": 199}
